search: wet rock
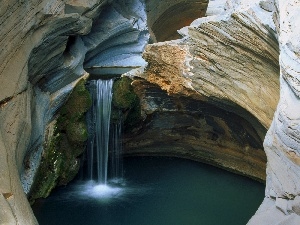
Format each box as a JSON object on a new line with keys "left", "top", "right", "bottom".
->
{"left": 112, "top": 76, "right": 141, "bottom": 129}
{"left": 28, "top": 78, "right": 91, "bottom": 202}
{"left": 123, "top": 79, "right": 267, "bottom": 181}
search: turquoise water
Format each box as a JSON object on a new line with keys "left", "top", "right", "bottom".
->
{"left": 32, "top": 157, "right": 264, "bottom": 225}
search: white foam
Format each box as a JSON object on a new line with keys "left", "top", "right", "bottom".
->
{"left": 77, "top": 181, "right": 124, "bottom": 199}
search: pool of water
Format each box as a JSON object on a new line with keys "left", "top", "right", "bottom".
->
{"left": 32, "top": 157, "right": 265, "bottom": 225}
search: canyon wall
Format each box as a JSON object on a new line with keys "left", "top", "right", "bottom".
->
{"left": 124, "top": 0, "right": 300, "bottom": 223}
{"left": 145, "top": 0, "right": 208, "bottom": 42}
{"left": 123, "top": 0, "right": 279, "bottom": 181}
{"left": 248, "top": 0, "right": 300, "bottom": 224}
{"left": 0, "top": 0, "right": 300, "bottom": 224}
{"left": 0, "top": 0, "right": 111, "bottom": 224}
{"left": 0, "top": 0, "right": 148, "bottom": 223}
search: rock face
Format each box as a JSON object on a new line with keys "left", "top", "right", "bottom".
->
{"left": 0, "top": 90, "right": 36, "bottom": 224}
{"left": 247, "top": 0, "right": 300, "bottom": 224}
{"left": 205, "top": 0, "right": 226, "bottom": 16}
{"left": 0, "top": 0, "right": 110, "bottom": 224}
{"left": 0, "top": 0, "right": 300, "bottom": 224}
{"left": 145, "top": 0, "right": 208, "bottom": 42}
{"left": 28, "top": 78, "right": 91, "bottom": 203}
{"left": 122, "top": 0, "right": 280, "bottom": 181}
{"left": 82, "top": 0, "right": 150, "bottom": 74}
{"left": 123, "top": 77, "right": 267, "bottom": 180}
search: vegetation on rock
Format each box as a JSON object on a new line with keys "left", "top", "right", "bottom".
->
{"left": 112, "top": 76, "right": 141, "bottom": 130}
{"left": 29, "top": 79, "right": 91, "bottom": 203}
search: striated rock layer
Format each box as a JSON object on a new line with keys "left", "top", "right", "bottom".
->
{"left": 123, "top": 76, "right": 267, "bottom": 181}
{"left": 0, "top": 0, "right": 149, "bottom": 223}
{"left": 248, "top": 0, "right": 300, "bottom": 224}
{"left": 0, "top": 0, "right": 111, "bottom": 224}
{"left": 82, "top": 0, "right": 150, "bottom": 74}
{"left": 0, "top": 0, "right": 300, "bottom": 224}
{"left": 123, "top": 0, "right": 280, "bottom": 182}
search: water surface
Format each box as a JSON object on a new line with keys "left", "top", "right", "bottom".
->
{"left": 32, "top": 157, "right": 264, "bottom": 225}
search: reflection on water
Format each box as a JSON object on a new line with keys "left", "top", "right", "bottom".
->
{"left": 32, "top": 157, "right": 265, "bottom": 225}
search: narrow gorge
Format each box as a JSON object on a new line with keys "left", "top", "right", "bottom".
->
{"left": 0, "top": 0, "right": 300, "bottom": 224}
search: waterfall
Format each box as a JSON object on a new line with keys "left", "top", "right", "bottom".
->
{"left": 110, "top": 119, "right": 123, "bottom": 181}
{"left": 86, "top": 79, "right": 114, "bottom": 184}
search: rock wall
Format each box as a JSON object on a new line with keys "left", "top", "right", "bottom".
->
{"left": 145, "top": 0, "right": 208, "bottom": 42}
{"left": 122, "top": 0, "right": 280, "bottom": 181}
{"left": 1, "top": 0, "right": 300, "bottom": 224}
{"left": 0, "top": 0, "right": 110, "bottom": 224}
{"left": 123, "top": 76, "right": 267, "bottom": 180}
{"left": 82, "top": 0, "right": 149, "bottom": 74}
{"left": 0, "top": 0, "right": 150, "bottom": 223}
{"left": 248, "top": 0, "right": 300, "bottom": 224}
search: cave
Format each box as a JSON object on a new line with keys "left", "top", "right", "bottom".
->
{"left": 1, "top": 0, "right": 300, "bottom": 225}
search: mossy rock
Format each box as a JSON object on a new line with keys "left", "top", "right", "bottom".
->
{"left": 29, "top": 132, "right": 63, "bottom": 201}
{"left": 58, "top": 158, "right": 80, "bottom": 186}
{"left": 29, "top": 79, "right": 92, "bottom": 203}
{"left": 62, "top": 79, "right": 92, "bottom": 121}
{"left": 112, "top": 76, "right": 141, "bottom": 130}
{"left": 124, "top": 101, "right": 141, "bottom": 128}
{"left": 66, "top": 120, "right": 88, "bottom": 143}
{"left": 112, "top": 76, "right": 138, "bottom": 109}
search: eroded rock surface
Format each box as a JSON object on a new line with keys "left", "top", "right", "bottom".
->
{"left": 0, "top": 90, "right": 37, "bottom": 225}
{"left": 1, "top": 0, "right": 300, "bottom": 224}
{"left": 145, "top": 0, "right": 208, "bottom": 42}
{"left": 82, "top": 0, "right": 150, "bottom": 75}
{"left": 0, "top": 0, "right": 110, "bottom": 224}
{"left": 248, "top": 0, "right": 300, "bottom": 224}
{"left": 122, "top": 0, "right": 280, "bottom": 181}
{"left": 123, "top": 77, "right": 267, "bottom": 180}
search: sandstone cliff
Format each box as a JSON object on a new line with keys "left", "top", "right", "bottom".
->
{"left": 1, "top": 0, "right": 300, "bottom": 224}
{"left": 248, "top": 0, "right": 300, "bottom": 224}
{"left": 124, "top": 0, "right": 300, "bottom": 224}
{"left": 123, "top": 0, "right": 279, "bottom": 182}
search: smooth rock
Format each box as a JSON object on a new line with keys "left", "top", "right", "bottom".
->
{"left": 248, "top": 0, "right": 300, "bottom": 223}
{"left": 0, "top": 1, "right": 110, "bottom": 223}
{"left": 0, "top": 194, "right": 17, "bottom": 225}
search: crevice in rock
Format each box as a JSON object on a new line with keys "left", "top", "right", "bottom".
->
{"left": 63, "top": 35, "right": 77, "bottom": 58}
{"left": 0, "top": 96, "right": 13, "bottom": 109}
{"left": 0, "top": 87, "right": 29, "bottom": 109}
{"left": 2, "top": 193, "right": 13, "bottom": 199}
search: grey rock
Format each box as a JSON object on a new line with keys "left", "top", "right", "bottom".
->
{"left": 82, "top": 0, "right": 150, "bottom": 75}
{"left": 291, "top": 196, "right": 300, "bottom": 215}
{"left": 276, "top": 197, "right": 292, "bottom": 215}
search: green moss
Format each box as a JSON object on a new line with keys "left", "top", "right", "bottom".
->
{"left": 63, "top": 79, "right": 92, "bottom": 121}
{"left": 29, "top": 129, "right": 63, "bottom": 202}
{"left": 112, "top": 77, "right": 139, "bottom": 108}
{"left": 66, "top": 120, "right": 88, "bottom": 143}
{"left": 124, "top": 100, "right": 141, "bottom": 128}
{"left": 112, "top": 77, "right": 141, "bottom": 130}
{"left": 29, "top": 79, "right": 92, "bottom": 203}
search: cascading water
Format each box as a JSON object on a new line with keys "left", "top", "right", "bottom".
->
{"left": 86, "top": 78, "right": 122, "bottom": 185}
{"left": 110, "top": 119, "right": 123, "bottom": 181}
